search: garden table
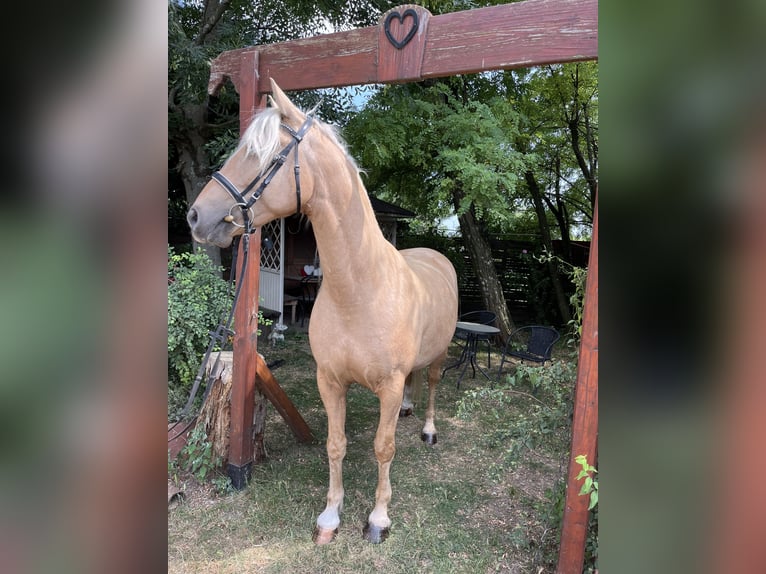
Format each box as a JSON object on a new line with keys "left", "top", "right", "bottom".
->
{"left": 441, "top": 321, "right": 500, "bottom": 388}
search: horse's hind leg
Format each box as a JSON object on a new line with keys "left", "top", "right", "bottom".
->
{"left": 313, "top": 369, "right": 349, "bottom": 545}
{"left": 400, "top": 372, "right": 414, "bottom": 417}
{"left": 421, "top": 356, "right": 444, "bottom": 445}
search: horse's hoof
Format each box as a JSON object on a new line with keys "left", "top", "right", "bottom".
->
{"left": 421, "top": 432, "right": 437, "bottom": 445}
{"left": 399, "top": 407, "right": 413, "bottom": 417}
{"left": 363, "top": 522, "right": 390, "bottom": 544}
{"left": 312, "top": 526, "right": 338, "bottom": 545}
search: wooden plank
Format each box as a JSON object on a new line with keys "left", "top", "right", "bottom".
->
{"left": 208, "top": 0, "right": 597, "bottom": 96}
{"left": 556, "top": 200, "right": 598, "bottom": 573}
{"left": 238, "top": 50, "right": 264, "bottom": 132}
{"left": 421, "top": 0, "right": 598, "bottom": 77}
{"left": 255, "top": 359, "right": 314, "bottom": 443}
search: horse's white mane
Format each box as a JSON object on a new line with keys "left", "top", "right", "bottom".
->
{"left": 235, "top": 105, "right": 359, "bottom": 176}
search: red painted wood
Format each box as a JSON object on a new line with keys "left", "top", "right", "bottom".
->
{"left": 228, "top": 49, "right": 313, "bottom": 467}
{"left": 238, "top": 51, "right": 264, "bottom": 132}
{"left": 557, "top": 200, "right": 598, "bottom": 573}
{"left": 207, "top": 0, "right": 597, "bottom": 96}
{"left": 227, "top": 231, "right": 262, "bottom": 467}
{"left": 422, "top": 0, "right": 597, "bottom": 76}
{"left": 228, "top": 50, "right": 265, "bottom": 468}
{"left": 377, "top": 5, "right": 431, "bottom": 83}
{"left": 255, "top": 359, "right": 313, "bottom": 443}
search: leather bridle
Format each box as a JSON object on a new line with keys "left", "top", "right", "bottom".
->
{"left": 211, "top": 115, "right": 314, "bottom": 234}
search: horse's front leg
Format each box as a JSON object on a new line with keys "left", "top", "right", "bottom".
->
{"left": 313, "top": 369, "right": 350, "bottom": 545}
{"left": 363, "top": 375, "right": 406, "bottom": 543}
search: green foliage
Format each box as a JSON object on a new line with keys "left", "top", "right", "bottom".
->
{"left": 575, "top": 454, "right": 599, "bottom": 573}
{"left": 179, "top": 425, "right": 220, "bottom": 482}
{"left": 456, "top": 360, "right": 577, "bottom": 467}
{"left": 345, "top": 78, "right": 528, "bottom": 229}
{"left": 167, "top": 246, "right": 233, "bottom": 417}
{"left": 455, "top": 359, "right": 578, "bottom": 569}
{"left": 575, "top": 454, "right": 598, "bottom": 510}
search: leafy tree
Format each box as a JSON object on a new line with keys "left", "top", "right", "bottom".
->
{"left": 504, "top": 63, "right": 597, "bottom": 320}
{"left": 344, "top": 63, "right": 597, "bottom": 332}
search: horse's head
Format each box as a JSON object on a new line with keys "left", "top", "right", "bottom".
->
{"left": 187, "top": 79, "right": 318, "bottom": 247}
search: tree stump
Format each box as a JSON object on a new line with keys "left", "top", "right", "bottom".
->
{"left": 196, "top": 351, "right": 268, "bottom": 464}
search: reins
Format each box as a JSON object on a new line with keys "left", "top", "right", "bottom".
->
{"left": 173, "top": 116, "right": 314, "bottom": 425}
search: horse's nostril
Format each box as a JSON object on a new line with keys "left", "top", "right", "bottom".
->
{"left": 187, "top": 207, "right": 199, "bottom": 227}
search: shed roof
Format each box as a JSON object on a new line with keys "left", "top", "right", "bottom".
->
{"left": 369, "top": 196, "right": 415, "bottom": 219}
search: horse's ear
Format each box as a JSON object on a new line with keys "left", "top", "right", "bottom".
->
{"left": 269, "top": 78, "right": 304, "bottom": 124}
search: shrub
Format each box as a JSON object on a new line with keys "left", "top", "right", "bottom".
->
{"left": 168, "top": 246, "right": 232, "bottom": 419}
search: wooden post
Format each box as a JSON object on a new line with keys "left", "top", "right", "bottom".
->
{"left": 255, "top": 359, "right": 313, "bottom": 443}
{"left": 557, "top": 201, "right": 598, "bottom": 573}
{"left": 225, "top": 50, "right": 314, "bottom": 489}
{"left": 226, "top": 231, "right": 262, "bottom": 488}
{"left": 226, "top": 50, "right": 266, "bottom": 489}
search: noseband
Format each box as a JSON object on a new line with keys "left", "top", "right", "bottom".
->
{"left": 211, "top": 115, "right": 314, "bottom": 234}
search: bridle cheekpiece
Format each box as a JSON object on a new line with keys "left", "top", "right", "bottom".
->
{"left": 211, "top": 115, "right": 314, "bottom": 235}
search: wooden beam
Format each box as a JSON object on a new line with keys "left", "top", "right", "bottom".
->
{"left": 208, "top": 0, "right": 597, "bottom": 95}
{"left": 557, "top": 200, "right": 598, "bottom": 573}
{"left": 255, "top": 359, "right": 313, "bottom": 443}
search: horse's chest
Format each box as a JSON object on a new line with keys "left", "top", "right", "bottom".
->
{"left": 309, "top": 323, "right": 412, "bottom": 381}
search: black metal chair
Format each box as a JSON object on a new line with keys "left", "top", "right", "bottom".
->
{"left": 299, "top": 276, "right": 319, "bottom": 327}
{"left": 497, "top": 325, "right": 560, "bottom": 374}
{"left": 456, "top": 310, "right": 497, "bottom": 369}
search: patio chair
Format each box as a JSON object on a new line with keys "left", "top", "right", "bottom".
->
{"left": 497, "top": 325, "right": 560, "bottom": 374}
{"left": 456, "top": 310, "right": 497, "bottom": 369}
{"left": 299, "top": 276, "right": 319, "bottom": 327}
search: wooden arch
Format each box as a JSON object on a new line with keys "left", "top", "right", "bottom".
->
{"left": 208, "top": 2, "right": 597, "bottom": 571}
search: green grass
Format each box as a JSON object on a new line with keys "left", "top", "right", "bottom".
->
{"left": 168, "top": 331, "right": 575, "bottom": 573}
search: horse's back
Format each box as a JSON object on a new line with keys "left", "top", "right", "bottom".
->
{"left": 399, "top": 247, "right": 458, "bottom": 366}
{"left": 400, "top": 247, "right": 457, "bottom": 290}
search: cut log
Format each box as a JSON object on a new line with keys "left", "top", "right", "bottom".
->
{"left": 196, "top": 351, "right": 268, "bottom": 463}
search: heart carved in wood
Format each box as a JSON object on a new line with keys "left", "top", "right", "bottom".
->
{"left": 384, "top": 9, "right": 419, "bottom": 50}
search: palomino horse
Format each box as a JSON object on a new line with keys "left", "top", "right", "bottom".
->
{"left": 187, "top": 79, "right": 458, "bottom": 544}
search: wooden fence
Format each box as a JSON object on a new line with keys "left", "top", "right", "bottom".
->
{"left": 399, "top": 232, "right": 590, "bottom": 327}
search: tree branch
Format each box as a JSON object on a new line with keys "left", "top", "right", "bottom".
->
{"left": 195, "top": 0, "right": 233, "bottom": 46}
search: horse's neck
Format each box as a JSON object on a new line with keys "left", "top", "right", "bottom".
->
{"left": 309, "top": 161, "right": 394, "bottom": 299}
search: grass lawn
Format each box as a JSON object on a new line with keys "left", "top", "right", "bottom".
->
{"left": 168, "top": 329, "right": 580, "bottom": 573}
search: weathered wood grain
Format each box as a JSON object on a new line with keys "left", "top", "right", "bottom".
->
{"left": 557, "top": 201, "right": 598, "bottom": 574}
{"left": 208, "top": 0, "right": 597, "bottom": 95}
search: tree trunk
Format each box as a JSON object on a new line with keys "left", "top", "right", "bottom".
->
{"left": 525, "top": 170, "right": 572, "bottom": 324}
{"left": 457, "top": 205, "right": 514, "bottom": 341}
{"left": 197, "top": 351, "right": 268, "bottom": 463}
{"left": 175, "top": 101, "right": 221, "bottom": 268}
